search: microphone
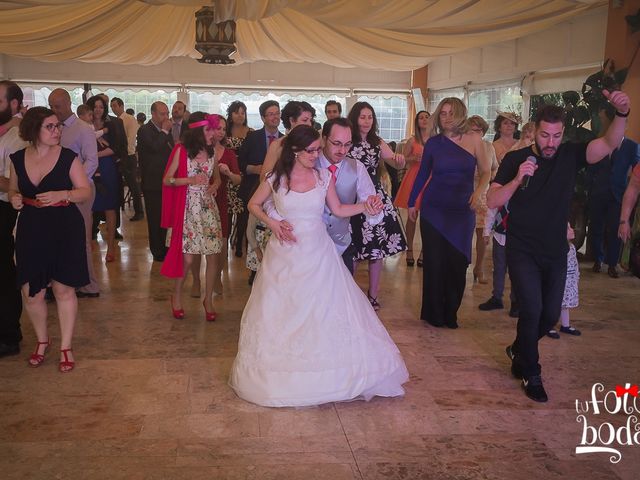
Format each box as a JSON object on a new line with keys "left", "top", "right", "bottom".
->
{"left": 521, "top": 156, "right": 537, "bottom": 190}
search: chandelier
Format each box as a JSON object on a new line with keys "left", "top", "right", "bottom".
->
{"left": 195, "top": 6, "right": 236, "bottom": 65}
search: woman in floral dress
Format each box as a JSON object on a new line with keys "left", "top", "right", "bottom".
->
{"left": 346, "top": 102, "right": 407, "bottom": 310}
{"left": 161, "top": 112, "right": 223, "bottom": 321}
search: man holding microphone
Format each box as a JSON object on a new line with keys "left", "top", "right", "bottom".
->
{"left": 487, "top": 90, "right": 631, "bottom": 403}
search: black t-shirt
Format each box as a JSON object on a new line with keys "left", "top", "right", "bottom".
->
{"left": 493, "top": 143, "right": 587, "bottom": 258}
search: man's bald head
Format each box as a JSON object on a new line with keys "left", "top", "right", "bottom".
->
{"left": 48, "top": 88, "right": 73, "bottom": 122}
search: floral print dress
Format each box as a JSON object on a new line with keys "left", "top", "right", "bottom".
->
{"left": 182, "top": 154, "right": 223, "bottom": 255}
{"left": 347, "top": 140, "right": 407, "bottom": 260}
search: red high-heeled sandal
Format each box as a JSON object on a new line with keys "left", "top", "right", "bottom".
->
{"left": 59, "top": 348, "right": 75, "bottom": 373}
{"left": 28, "top": 339, "right": 51, "bottom": 367}
{"left": 171, "top": 295, "right": 185, "bottom": 319}
{"left": 203, "top": 301, "right": 216, "bottom": 322}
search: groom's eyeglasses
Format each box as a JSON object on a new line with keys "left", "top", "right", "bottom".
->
{"left": 326, "top": 138, "right": 353, "bottom": 150}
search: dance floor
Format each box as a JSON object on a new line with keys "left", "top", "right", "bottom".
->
{"left": 1, "top": 211, "right": 639, "bottom": 480}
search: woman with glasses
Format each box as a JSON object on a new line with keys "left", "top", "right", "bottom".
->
{"left": 8, "top": 107, "right": 90, "bottom": 372}
{"left": 346, "top": 102, "right": 407, "bottom": 310}
{"left": 229, "top": 125, "right": 408, "bottom": 407}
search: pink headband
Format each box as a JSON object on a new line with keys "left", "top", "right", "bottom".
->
{"left": 189, "top": 114, "right": 221, "bottom": 130}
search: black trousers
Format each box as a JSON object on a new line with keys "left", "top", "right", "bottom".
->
{"left": 420, "top": 219, "right": 468, "bottom": 327}
{"left": 122, "top": 154, "right": 143, "bottom": 215}
{"left": 235, "top": 209, "right": 249, "bottom": 255}
{"left": 588, "top": 191, "right": 622, "bottom": 267}
{"left": 341, "top": 243, "right": 357, "bottom": 275}
{"left": 0, "top": 201, "right": 22, "bottom": 345}
{"left": 507, "top": 248, "right": 567, "bottom": 378}
{"left": 142, "top": 189, "right": 167, "bottom": 260}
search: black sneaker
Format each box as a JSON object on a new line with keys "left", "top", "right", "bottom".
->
{"left": 546, "top": 329, "right": 560, "bottom": 339}
{"left": 505, "top": 345, "right": 522, "bottom": 379}
{"left": 479, "top": 296, "right": 503, "bottom": 311}
{"left": 560, "top": 326, "right": 581, "bottom": 336}
{"left": 522, "top": 375, "right": 548, "bottom": 402}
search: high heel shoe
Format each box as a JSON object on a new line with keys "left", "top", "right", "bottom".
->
{"left": 170, "top": 295, "right": 185, "bottom": 319}
{"left": 28, "top": 339, "right": 51, "bottom": 367}
{"left": 203, "top": 301, "right": 217, "bottom": 322}
{"left": 367, "top": 291, "right": 381, "bottom": 311}
{"left": 59, "top": 348, "right": 75, "bottom": 373}
{"left": 405, "top": 250, "right": 415, "bottom": 267}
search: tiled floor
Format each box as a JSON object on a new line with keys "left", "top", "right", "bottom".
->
{"left": 1, "top": 216, "right": 639, "bottom": 479}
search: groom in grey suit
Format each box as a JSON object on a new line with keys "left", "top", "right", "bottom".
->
{"left": 266, "top": 118, "right": 382, "bottom": 274}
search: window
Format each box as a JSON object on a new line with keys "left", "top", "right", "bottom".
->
{"left": 468, "top": 84, "right": 523, "bottom": 139}
{"left": 428, "top": 87, "right": 465, "bottom": 114}
{"left": 357, "top": 95, "right": 408, "bottom": 142}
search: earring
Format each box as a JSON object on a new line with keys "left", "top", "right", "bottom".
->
{"left": 294, "top": 152, "right": 299, "bottom": 159}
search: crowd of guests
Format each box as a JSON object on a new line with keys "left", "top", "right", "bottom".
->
{"left": 0, "top": 78, "right": 637, "bottom": 406}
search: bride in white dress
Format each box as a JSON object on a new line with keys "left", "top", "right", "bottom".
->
{"left": 229, "top": 125, "right": 409, "bottom": 407}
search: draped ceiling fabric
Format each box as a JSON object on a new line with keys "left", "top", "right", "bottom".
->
{"left": 0, "top": 0, "right": 606, "bottom": 71}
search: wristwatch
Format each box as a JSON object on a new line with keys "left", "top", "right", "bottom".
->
{"left": 169, "top": 177, "right": 176, "bottom": 186}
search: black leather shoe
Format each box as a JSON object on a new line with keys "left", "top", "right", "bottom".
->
{"left": 130, "top": 213, "right": 144, "bottom": 221}
{"left": 592, "top": 262, "right": 602, "bottom": 273}
{"left": 522, "top": 375, "right": 548, "bottom": 402}
{"left": 608, "top": 266, "right": 619, "bottom": 278}
{"left": 508, "top": 303, "right": 519, "bottom": 318}
{"left": 0, "top": 342, "right": 20, "bottom": 358}
{"left": 76, "top": 291, "right": 100, "bottom": 298}
{"left": 479, "top": 296, "right": 503, "bottom": 311}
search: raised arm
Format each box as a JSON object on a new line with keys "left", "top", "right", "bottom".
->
{"left": 585, "top": 90, "right": 631, "bottom": 164}
{"left": 325, "top": 178, "right": 367, "bottom": 218}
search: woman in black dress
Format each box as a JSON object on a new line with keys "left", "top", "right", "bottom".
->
{"left": 8, "top": 107, "right": 90, "bottom": 373}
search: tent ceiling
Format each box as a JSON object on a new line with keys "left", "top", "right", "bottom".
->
{"left": 0, "top": 0, "right": 606, "bottom": 71}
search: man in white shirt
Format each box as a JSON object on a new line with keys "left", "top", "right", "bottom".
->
{"left": 110, "top": 97, "right": 143, "bottom": 221}
{"left": 0, "top": 80, "right": 28, "bottom": 357}
{"left": 267, "top": 117, "right": 382, "bottom": 274}
{"left": 48, "top": 88, "right": 100, "bottom": 298}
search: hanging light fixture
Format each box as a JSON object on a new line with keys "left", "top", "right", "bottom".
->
{"left": 195, "top": 6, "right": 236, "bottom": 64}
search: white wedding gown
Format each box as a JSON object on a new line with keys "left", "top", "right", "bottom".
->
{"left": 229, "top": 170, "right": 409, "bottom": 407}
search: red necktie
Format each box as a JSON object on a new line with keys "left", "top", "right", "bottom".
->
{"left": 268, "top": 135, "right": 276, "bottom": 145}
{"left": 328, "top": 164, "right": 338, "bottom": 182}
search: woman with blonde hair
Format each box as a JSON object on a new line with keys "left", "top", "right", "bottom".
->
{"left": 466, "top": 115, "right": 499, "bottom": 283}
{"left": 408, "top": 98, "right": 491, "bottom": 329}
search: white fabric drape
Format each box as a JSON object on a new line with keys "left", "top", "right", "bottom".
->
{"left": 0, "top": 1, "right": 606, "bottom": 70}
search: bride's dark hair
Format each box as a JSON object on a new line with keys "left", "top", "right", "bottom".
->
{"left": 269, "top": 124, "right": 320, "bottom": 193}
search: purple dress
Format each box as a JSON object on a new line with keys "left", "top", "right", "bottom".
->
{"left": 408, "top": 135, "right": 476, "bottom": 262}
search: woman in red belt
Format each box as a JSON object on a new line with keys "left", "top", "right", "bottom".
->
{"left": 8, "top": 107, "right": 90, "bottom": 372}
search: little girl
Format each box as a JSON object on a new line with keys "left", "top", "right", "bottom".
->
{"left": 245, "top": 213, "right": 271, "bottom": 286}
{"left": 548, "top": 224, "right": 581, "bottom": 338}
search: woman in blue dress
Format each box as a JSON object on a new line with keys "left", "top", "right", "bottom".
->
{"left": 408, "top": 98, "right": 491, "bottom": 328}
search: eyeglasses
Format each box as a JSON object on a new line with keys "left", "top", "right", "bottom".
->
{"left": 43, "top": 123, "right": 64, "bottom": 132}
{"left": 326, "top": 138, "right": 353, "bottom": 150}
{"left": 303, "top": 147, "right": 322, "bottom": 154}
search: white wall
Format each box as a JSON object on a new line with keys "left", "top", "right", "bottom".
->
{"left": 0, "top": 54, "right": 411, "bottom": 94}
{"left": 427, "top": 6, "right": 607, "bottom": 93}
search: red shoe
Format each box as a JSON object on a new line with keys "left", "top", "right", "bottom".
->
{"left": 59, "top": 348, "right": 75, "bottom": 373}
{"left": 171, "top": 295, "right": 185, "bottom": 320}
{"left": 203, "top": 301, "right": 216, "bottom": 322}
{"left": 28, "top": 339, "right": 51, "bottom": 367}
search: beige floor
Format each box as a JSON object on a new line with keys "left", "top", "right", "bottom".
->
{"left": 1, "top": 213, "right": 639, "bottom": 480}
